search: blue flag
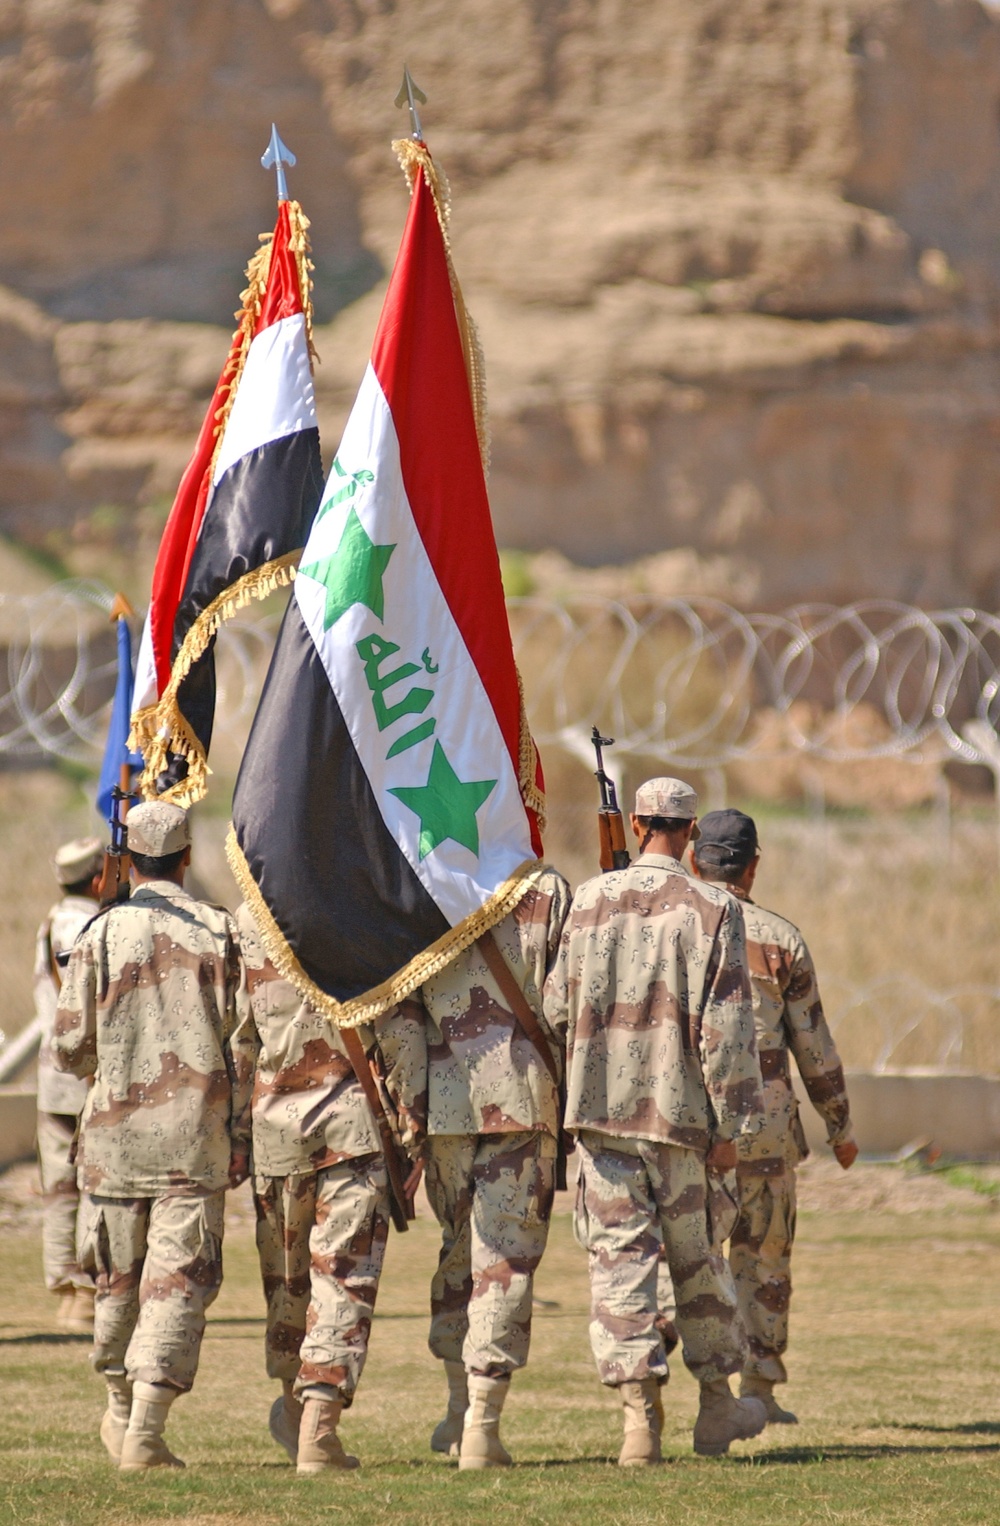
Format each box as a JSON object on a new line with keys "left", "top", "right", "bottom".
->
{"left": 97, "top": 618, "right": 144, "bottom": 824}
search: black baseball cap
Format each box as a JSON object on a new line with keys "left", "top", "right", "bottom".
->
{"left": 693, "top": 809, "right": 759, "bottom": 868}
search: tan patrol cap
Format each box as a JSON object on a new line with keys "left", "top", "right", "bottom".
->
{"left": 53, "top": 837, "right": 103, "bottom": 887}
{"left": 127, "top": 801, "right": 190, "bottom": 857}
{"left": 634, "top": 777, "right": 700, "bottom": 837}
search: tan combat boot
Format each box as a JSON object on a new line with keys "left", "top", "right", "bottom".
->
{"left": 617, "top": 1378, "right": 662, "bottom": 1466}
{"left": 118, "top": 1381, "right": 185, "bottom": 1471}
{"left": 296, "top": 1394, "right": 360, "bottom": 1475}
{"left": 693, "top": 1378, "right": 767, "bottom": 1457}
{"left": 68, "top": 1286, "right": 96, "bottom": 1331}
{"left": 430, "top": 1360, "right": 468, "bottom": 1456}
{"left": 99, "top": 1373, "right": 132, "bottom": 1463}
{"left": 458, "top": 1375, "right": 512, "bottom": 1470}
{"left": 740, "top": 1375, "right": 798, "bottom": 1425}
{"left": 269, "top": 1381, "right": 303, "bottom": 1461}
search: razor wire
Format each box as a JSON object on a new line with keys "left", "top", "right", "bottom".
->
{"left": 3, "top": 584, "right": 1000, "bottom": 774}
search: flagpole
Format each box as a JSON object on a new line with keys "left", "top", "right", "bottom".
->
{"left": 108, "top": 591, "right": 137, "bottom": 816}
{"left": 261, "top": 124, "right": 296, "bottom": 203}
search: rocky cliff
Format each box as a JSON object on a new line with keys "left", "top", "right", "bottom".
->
{"left": 2, "top": 0, "right": 1000, "bottom": 608}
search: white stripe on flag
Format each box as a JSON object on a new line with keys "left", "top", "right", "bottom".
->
{"left": 294, "top": 364, "right": 532, "bottom": 928}
{"left": 212, "top": 314, "right": 316, "bottom": 487}
{"left": 132, "top": 613, "right": 157, "bottom": 713}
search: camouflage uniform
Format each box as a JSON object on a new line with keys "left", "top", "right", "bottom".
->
{"left": 726, "top": 890, "right": 853, "bottom": 1386}
{"left": 53, "top": 880, "right": 253, "bottom": 1392}
{"left": 543, "top": 852, "right": 763, "bottom": 1387}
{"left": 34, "top": 894, "right": 96, "bottom": 1293}
{"left": 420, "top": 868, "right": 570, "bottom": 1378}
{"left": 237, "top": 902, "right": 426, "bottom": 1406}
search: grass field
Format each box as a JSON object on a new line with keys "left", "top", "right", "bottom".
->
{"left": 1, "top": 1170, "right": 999, "bottom": 1526}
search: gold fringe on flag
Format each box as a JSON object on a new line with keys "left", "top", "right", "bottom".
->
{"left": 226, "top": 825, "right": 547, "bottom": 1028}
{"left": 132, "top": 202, "right": 317, "bottom": 807}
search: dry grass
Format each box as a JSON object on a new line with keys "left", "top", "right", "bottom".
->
{"left": 1, "top": 1170, "right": 999, "bottom": 1525}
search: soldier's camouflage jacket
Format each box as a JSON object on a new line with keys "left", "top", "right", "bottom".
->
{"left": 727, "top": 889, "right": 852, "bottom": 1168}
{"left": 52, "top": 881, "right": 254, "bottom": 1196}
{"left": 35, "top": 895, "right": 94, "bottom": 1115}
{"left": 235, "top": 902, "right": 427, "bottom": 1176}
{"left": 419, "top": 867, "right": 571, "bottom": 1139}
{"left": 543, "top": 853, "right": 763, "bottom": 1151}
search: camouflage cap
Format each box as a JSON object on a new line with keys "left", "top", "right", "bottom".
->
{"left": 53, "top": 837, "right": 103, "bottom": 887}
{"left": 127, "top": 800, "right": 190, "bottom": 858}
{"left": 634, "top": 777, "right": 700, "bottom": 836}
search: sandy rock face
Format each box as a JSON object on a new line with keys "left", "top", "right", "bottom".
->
{"left": 2, "top": 0, "right": 1000, "bottom": 608}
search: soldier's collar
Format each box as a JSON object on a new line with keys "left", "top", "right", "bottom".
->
{"left": 636, "top": 851, "right": 689, "bottom": 873}
{"left": 130, "top": 879, "right": 195, "bottom": 900}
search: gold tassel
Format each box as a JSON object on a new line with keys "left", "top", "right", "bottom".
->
{"left": 226, "top": 825, "right": 547, "bottom": 1028}
{"left": 132, "top": 555, "right": 300, "bottom": 804}
{"left": 392, "top": 138, "right": 490, "bottom": 477}
{"left": 516, "top": 665, "right": 547, "bottom": 832}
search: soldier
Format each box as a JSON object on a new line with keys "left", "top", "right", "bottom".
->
{"left": 418, "top": 866, "right": 571, "bottom": 1470}
{"left": 235, "top": 901, "right": 426, "bottom": 1475}
{"left": 52, "top": 802, "right": 253, "bottom": 1472}
{"left": 33, "top": 837, "right": 103, "bottom": 1330}
{"left": 691, "top": 808, "right": 857, "bottom": 1423}
{"left": 543, "top": 778, "right": 767, "bottom": 1465}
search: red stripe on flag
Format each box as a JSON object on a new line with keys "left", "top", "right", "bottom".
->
{"left": 146, "top": 201, "right": 304, "bottom": 697}
{"left": 371, "top": 169, "right": 525, "bottom": 809}
{"left": 255, "top": 201, "right": 304, "bottom": 334}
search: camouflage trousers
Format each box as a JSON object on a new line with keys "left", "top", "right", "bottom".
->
{"left": 79, "top": 1190, "right": 224, "bottom": 1391}
{"left": 254, "top": 1154, "right": 390, "bottom": 1405}
{"left": 425, "top": 1131, "right": 556, "bottom": 1377}
{"left": 37, "top": 1111, "right": 90, "bottom": 1293}
{"left": 574, "top": 1131, "right": 746, "bottom": 1387}
{"left": 730, "top": 1162, "right": 796, "bottom": 1384}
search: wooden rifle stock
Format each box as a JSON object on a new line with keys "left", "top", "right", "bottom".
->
{"left": 598, "top": 809, "right": 630, "bottom": 873}
{"left": 98, "top": 770, "right": 136, "bottom": 908}
{"left": 340, "top": 1025, "right": 415, "bottom": 1234}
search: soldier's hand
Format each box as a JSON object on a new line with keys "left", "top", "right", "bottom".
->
{"left": 706, "top": 1137, "right": 737, "bottom": 1173}
{"left": 228, "top": 1147, "right": 251, "bottom": 1188}
{"left": 833, "top": 1139, "right": 859, "bottom": 1170}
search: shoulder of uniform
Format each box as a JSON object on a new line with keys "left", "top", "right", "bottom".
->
{"left": 745, "top": 899, "right": 804, "bottom": 951}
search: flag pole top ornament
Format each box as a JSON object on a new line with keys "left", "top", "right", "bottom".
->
{"left": 395, "top": 66, "right": 427, "bottom": 141}
{"left": 261, "top": 123, "right": 296, "bottom": 202}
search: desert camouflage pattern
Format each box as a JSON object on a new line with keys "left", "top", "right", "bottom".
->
{"left": 730, "top": 1163, "right": 796, "bottom": 1384}
{"left": 419, "top": 869, "right": 570, "bottom": 1138}
{"left": 35, "top": 895, "right": 94, "bottom": 1115}
{"left": 733, "top": 892, "right": 853, "bottom": 1166}
{"left": 544, "top": 853, "right": 762, "bottom": 1149}
{"left": 254, "top": 1155, "right": 390, "bottom": 1404}
{"left": 575, "top": 1130, "right": 746, "bottom": 1386}
{"left": 426, "top": 1131, "right": 556, "bottom": 1376}
{"left": 79, "top": 1189, "right": 224, "bottom": 1390}
{"left": 236, "top": 903, "right": 426, "bottom": 1176}
{"left": 37, "top": 1109, "right": 92, "bottom": 1292}
{"left": 52, "top": 881, "right": 254, "bottom": 1196}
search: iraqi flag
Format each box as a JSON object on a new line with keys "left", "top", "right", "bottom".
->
{"left": 130, "top": 198, "right": 324, "bottom": 804}
{"left": 228, "top": 140, "right": 546, "bottom": 1026}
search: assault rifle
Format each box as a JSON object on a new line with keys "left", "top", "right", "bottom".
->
{"left": 96, "top": 781, "right": 139, "bottom": 908}
{"left": 591, "top": 726, "right": 630, "bottom": 872}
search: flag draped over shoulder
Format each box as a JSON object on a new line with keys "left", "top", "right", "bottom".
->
{"left": 130, "top": 199, "right": 324, "bottom": 805}
{"left": 228, "top": 140, "right": 546, "bottom": 1027}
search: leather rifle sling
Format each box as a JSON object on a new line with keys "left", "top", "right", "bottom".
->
{"left": 476, "top": 931, "right": 559, "bottom": 1086}
{"left": 339, "top": 1024, "right": 411, "bottom": 1232}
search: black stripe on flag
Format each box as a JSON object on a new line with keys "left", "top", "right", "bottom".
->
{"left": 232, "top": 595, "right": 450, "bottom": 1002}
{"left": 174, "top": 427, "right": 323, "bottom": 656}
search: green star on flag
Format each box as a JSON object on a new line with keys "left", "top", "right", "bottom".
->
{"left": 299, "top": 506, "right": 396, "bottom": 630}
{"left": 390, "top": 741, "right": 497, "bottom": 861}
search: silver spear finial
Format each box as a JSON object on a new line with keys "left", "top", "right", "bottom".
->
{"left": 394, "top": 66, "right": 427, "bottom": 140}
{"left": 261, "top": 123, "right": 296, "bottom": 202}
